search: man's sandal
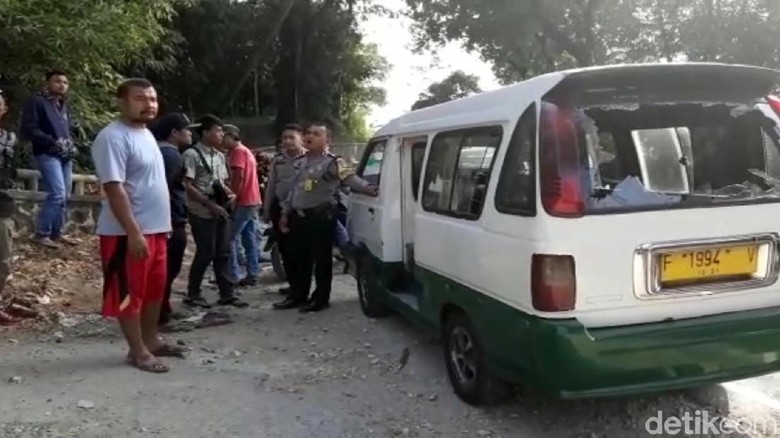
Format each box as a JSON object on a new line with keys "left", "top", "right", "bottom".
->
{"left": 126, "top": 355, "right": 169, "bottom": 373}
{"left": 150, "top": 343, "right": 187, "bottom": 358}
{"left": 0, "top": 310, "right": 19, "bottom": 326}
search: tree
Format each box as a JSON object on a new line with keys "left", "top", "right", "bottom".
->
{"left": 404, "top": 0, "right": 780, "bottom": 84}
{"left": 0, "top": 0, "right": 187, "bottom": 131}
{"left": 0, "top": 0, "right": 389, "bottom": 154}
{"left": 272, "top": 0, "right": 388, "bottom": 140}
{"left": 411, "top": 70, "right": 481, "bottom": 110}
{"left": 0, "top": 0, "right": 188, "bottom": 171}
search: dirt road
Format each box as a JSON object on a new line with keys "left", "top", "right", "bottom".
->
{"left": 2, "top": 273, "right": 780, "bottom": 437}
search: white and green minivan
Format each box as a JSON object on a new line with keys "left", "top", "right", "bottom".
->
{"left": 346, "top": 62, "right": 780, "bottom": 406}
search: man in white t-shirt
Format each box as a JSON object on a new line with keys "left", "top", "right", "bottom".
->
{"left": 91, "top": 78, "right": 185, "bottom": 373}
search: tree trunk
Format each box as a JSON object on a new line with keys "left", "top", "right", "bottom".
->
{"left": 273, "top": 1, "right": 305, "bottom": 134}
{"left": 253, "top": 64, "right": 260, "bottom": 116}
{"left": 222, "top": 0, "right": 297, "bottom": 113}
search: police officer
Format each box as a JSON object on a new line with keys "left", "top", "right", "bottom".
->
{"left": 273, "top": 122, "right": 377, "bottom": 312}
{"left": 263, "top": 124, "right": 306, "bottom": 295}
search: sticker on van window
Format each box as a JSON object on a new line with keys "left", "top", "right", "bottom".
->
{"left": 364, "top": 155, "right": 382, "bottom": 176}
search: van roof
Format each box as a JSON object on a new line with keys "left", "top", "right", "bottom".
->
{"left": 374, "top": 62, "right": 780, "bottom": 138}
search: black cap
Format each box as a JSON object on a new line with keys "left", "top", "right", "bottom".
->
{"left": 161, "top": 113, "right": 200, "bottom": 131}
{"left": 151, "top": 113, "right": 199, "bottom": 141}
{"left": 223, "top": 124, "right": 240, "bottom": 138}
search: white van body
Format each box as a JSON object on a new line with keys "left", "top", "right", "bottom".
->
{"left": 347, "top": 63, "right": 780, "bottom": 404}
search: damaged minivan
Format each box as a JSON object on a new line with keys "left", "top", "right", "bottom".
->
{"left": 346, "top": 63, "right": 780, "bottom": 405}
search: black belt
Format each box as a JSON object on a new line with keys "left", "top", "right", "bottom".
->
{"left": 295, "top": 203, "right": 335, "bottom": 217}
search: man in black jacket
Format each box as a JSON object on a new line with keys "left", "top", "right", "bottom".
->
{"left": 150, "top": 112, "right": 199, "bottom": 326}
{"left": 20, "top": 70, "right": 78, "bottom": 248}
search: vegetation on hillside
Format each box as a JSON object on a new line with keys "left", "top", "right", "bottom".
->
{"left": 0, "top": 0, "right": 388, "bottom": 163}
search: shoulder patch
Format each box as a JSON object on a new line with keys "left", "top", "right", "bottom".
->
{"left": 335, "top": 157, "right": 352, "bottom": 181}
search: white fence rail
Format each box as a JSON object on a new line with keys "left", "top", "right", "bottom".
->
{"left": 15, "top": 169, "right": 97, "bottom": 196}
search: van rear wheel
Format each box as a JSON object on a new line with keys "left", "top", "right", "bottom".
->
{"left": 443, "top": 311, "right": 510, "bottom": 406}
{"left": 356, "top": 253, "right": 391, "bottom": 318}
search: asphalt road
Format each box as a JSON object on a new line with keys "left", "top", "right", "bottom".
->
{"left": 1, "top": 273, "right": 780, "bottom": 438}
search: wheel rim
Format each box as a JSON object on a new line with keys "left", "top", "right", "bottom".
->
{"left": 449, "top": 326, "right": 477, "bottom": 386}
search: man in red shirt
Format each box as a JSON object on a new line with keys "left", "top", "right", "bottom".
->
{"left": 223, "top": 124, "right": 262, "bottom": 286}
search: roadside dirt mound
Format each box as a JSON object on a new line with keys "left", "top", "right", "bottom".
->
{"left": 0, "top": 233, "right": 103, "bottom": 332}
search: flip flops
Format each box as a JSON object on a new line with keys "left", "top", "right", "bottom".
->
{"left": 0, "top": 310, "right": 19, "bottom": 326}
{"left": 125, "top": 354, "right": 170, "bottom": 373}
{"left": 150, "top": 343, "right": 188, "bottom": 358}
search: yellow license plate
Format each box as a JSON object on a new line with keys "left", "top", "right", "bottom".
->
{"left": 658, "top": 245, "right": 760, "bottom": 284}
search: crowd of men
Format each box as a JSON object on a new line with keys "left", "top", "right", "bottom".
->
{"left": 0, "top": 71, "right": 378, "bottom": 371}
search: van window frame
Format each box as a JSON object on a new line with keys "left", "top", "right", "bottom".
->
{"left": 420, "top": 125, "right": 504, "bottom": 221}
{"left": 356, "top": 137, "right": 388, "bottom": 186}
{"left": 410, "top": 141, "right": 427, "bottom": 201}
{"left": 494, "top": 103, "right": 538, "bottom": 217}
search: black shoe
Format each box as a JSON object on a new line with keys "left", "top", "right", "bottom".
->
{"left": 217, "top": 297, "right": 249, "bottom": 308}
{"left": 238, "top": 276, "right": 258, "bottom": 287}
{"left": 299, "top": 302, "right": 330, "bottom": 313}
{"left": 273, "top": 297, "right": 307, "bottom": 310}
{"left": 278, "top": 287, "right": 290, "bottom": 295}
{"left": 183, "top": 297, "right": 212, "bottom": 309}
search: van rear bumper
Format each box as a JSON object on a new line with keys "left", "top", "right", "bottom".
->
{"left": 526, "top": 306, "right": 780, "bottom": 399}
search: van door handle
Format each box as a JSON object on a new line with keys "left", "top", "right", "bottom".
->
{"left": 368, "top": 207, "right": 375, "bottom": 214}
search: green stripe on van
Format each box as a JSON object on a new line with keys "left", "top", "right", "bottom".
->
{"left": 365, "top": 252, "right": 780, "bottom": 399}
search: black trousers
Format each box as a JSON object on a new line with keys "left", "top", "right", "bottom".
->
{"left": 270, "top": 200, "right": 294, "bottom": 284}
{"left": 287, "top": 208, "right": 336, "bottom": 305}
{"left": 187, "top": 214, "right": 235, "bottom": 300}
{"left": 160, "top": 224, "right": 187, "bottom": 325}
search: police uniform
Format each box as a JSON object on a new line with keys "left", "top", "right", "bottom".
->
{"left": 273, "top": 151, "right": 369, "bottom": 311}
{"left": 263, "top": 151, "right": 301, "bottom": 289}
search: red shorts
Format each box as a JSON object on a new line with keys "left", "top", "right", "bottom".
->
{"left": 100, "top": 233, "right": 167, "bottom": 318}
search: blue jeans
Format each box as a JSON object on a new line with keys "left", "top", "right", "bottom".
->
{"left": 35, "top": 154, "right": 72, "bottom": 239}
{"left": 230, "top": 206, "right": 260, "bottom": 281}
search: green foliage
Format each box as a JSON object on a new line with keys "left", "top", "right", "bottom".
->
{"left": 271, "top": 0, "right": 388, "bottom": 140}
{"left": 411, "top": 70, "right": 481, "bottom": 110}
{"left": 0, "top": 0, "right": 388, "bottom": 160}
{"left": 0, "top": 0, "right": 187, "bottom": 132}
{"left": 405, "top": 0, "right": 780, "bottom": 83}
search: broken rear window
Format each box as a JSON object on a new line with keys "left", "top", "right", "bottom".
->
{"left": 542, "top": 98, "right": 780, "bottom": 213}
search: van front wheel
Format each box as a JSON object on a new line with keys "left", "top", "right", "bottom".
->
{"left": 443, "top": 311, "right": 510, "bottom": 406}
{"left": 356, "top": 253, "right": 391, "bottom": 318}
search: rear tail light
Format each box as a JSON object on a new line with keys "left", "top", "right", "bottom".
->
{"left": 539, "top": 102, "right": 585, "bottom": 217}
{"left": 532, "top": 254, "right": 576, "bottom": 312}
{"left": 768, "top": 95, "right": 780, "bottom": 116}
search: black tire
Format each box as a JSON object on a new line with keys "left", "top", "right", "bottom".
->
{"left": 442, "top": 310, "right": 510, "bottom": 406}
{"left": 356, "top": 253, "right": 391, "bottom": 318}
{"left": 270, "top": 245, "right": 286, "bottom": 282}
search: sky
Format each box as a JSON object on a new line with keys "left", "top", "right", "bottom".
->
{"left": 358, "top": 0, "right": 500, "bottom": 129}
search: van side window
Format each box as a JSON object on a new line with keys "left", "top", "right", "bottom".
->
{"left": 357, "top": 140, "right": 387, "bottom": 186}
{"left": 495, "top": 103, "right": 537, "bottom": 215}
{"left": 422, "top": 126, "right": 503, "bottom": 219}
{"left": 411, "top": 142, "right": 426, "bottom": 201}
